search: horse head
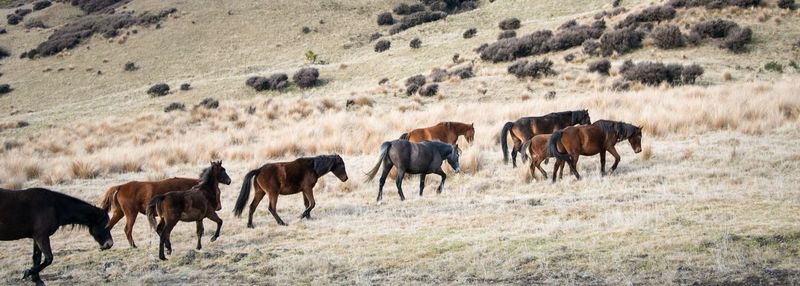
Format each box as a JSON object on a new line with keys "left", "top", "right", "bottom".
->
{"left": 331, "top": 155, "right": 349, "bottom": 182}
{"left": 89, "top": 210, "right": 114, "bottom": 250}
{"left": 448, "top": 144, "right": 461, "bottom": 173}
{"left": 210, "top": 161, "right": 232, "bottom": 185}
{"left": 628, "top": 125, "right": 643, "bottom": 153}
{"left": 575, "top": 109, "right": 591, "bottom": 125}
{"left": 465, "top": 123, "right": 475, "bottom": 144}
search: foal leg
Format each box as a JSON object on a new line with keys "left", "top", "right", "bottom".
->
{"left": 419, "top": 175, "right": 426, "bottom": 196}
{"left": 159, "top": 220, "right": 177, "bottom": 260}
{"left": 195, "top": 221, "right": 204, "bottom": 250}
{"left": 511, "top": 137, "right": 522, "bottom": 168}
{"left": 122, "top": 207, "right": 138, "bottom": 248}
{"left": 568, "top": 155, "right": 582, "bottom": 180}
{"left": 206, "top": 212, "right": 223, "bottom": 242}
{"left": 552, "top": 160, "right": 562, "bottom": 183}
{"left": 247, "top": 189, "right": 266, "bottom": 228}
{"left": 535, "top": 157, "right": 548, "bottom": 179}
{"left": 395, "top": 169, "right": 406, "bottom": 201}
{"left": 435, "top": 169, "right": 447, "bottom": 194}
{"left": 300, "top": 189, "right": 316, "bottom": 219}
{"left": 608, "top": 146, "right": 622, "bottom": 173}
{"left": 106, "top": 209, "right": 124, "bottom": 231}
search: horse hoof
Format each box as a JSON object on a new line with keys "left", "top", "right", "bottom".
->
{"left": 159, "top": 256, "right": 167, "bottom": 261}
{"left": 166, "top": 249, "right": 172, "bottom": 255}
{"left": 211, "top": 236, "right": 218, "bottom": 242}
{"left": 22, "top": 269, "right": 32, "bottom": 280}
{"left": 247, "top": 224, "right": 254, "bottom": 229}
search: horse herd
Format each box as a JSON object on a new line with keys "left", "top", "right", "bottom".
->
{"left": 0, "top": 109, "right": 643, "bottom": 285}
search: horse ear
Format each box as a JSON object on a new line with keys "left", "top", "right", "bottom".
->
{"left": 471, "top": 123, "right": 474, "bottom": 127}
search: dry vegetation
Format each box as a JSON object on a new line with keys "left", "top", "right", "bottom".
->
{"left": 1, "top": 0, "right": 800, "bottom": 284}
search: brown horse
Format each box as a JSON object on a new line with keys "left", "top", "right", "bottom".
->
{"left": 146, "top": 161, "right": 231, "bottom": 260}
{"left": 99, "top": 174, "right": 222, "bottom": 248}
{"left": 400, "top": 121, "right": 475, "bottom": 145}
{"left": 500, "top": 110, "right": 591, "bottom": 168}
{"left": 520, "top": 134, "right": 566, "bottom": 180}
{"left": 548, "top": 120, "right": 642, "bottom": 182}
{"left": 1, "top": 188, "right": 113, "bottom": 285}
{"left": 233, "top": 155, "right": 348, "bottom": 228}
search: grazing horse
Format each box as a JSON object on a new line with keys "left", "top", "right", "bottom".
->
{"left": 365, "top": 140, "right": 460, "bottom": 202}
{"left": 500, "top": 110, "right": 591, "bottom": 168}
{"left": 548, "top": 120, "right": 643, "bottom": 182}
{"left": 233, "top": 155, "right": 349, "bottom": 228}
{"left": 98, "top": 177, "right": 214, "bottom": 248}
{"left": 520, "top": 134, "right": 565, "bottom": 180}
{"left": 147, "top": 161, "right": 231, "bottom": 260}
{"left": 0, "top": 188, "right": 113, "bottom": 285}
{"left": 400, "top": 121, "right": 475, "bottom": 145}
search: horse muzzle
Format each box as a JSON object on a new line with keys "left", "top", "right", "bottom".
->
{"left": 634, "top": 147, "right": 642, "bottom": 153}
{"left": 101, "top": 239, "right": 114, "bottom": 250}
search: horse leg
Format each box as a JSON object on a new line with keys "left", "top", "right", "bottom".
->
{"left": 419, "top": 174, "right": 426, "bottom": 196}
{"left": 195, "top": 221, "right": 204, "bottom": 250}
{"left": 608, "top": 146, "right": 622, "bottom": 173}
{"left": 207, "top": 212, "right": 223, "bottom": 242}
{"left": 106, "top": 208, "right": 124, "bottom": 230}
{"left": 600, "top": 151, "right": 607, "bottom": 176}
{"left": 552, "top": 160, "right": 561, "bottom": 183}
{"left": 568, "top": 155, "right": 582, "bottom": 180}
{"left": 535, "top": 157, "right": 548, "bottom": 179}
{"left": 300, "top": 189, "right": 316, "bottom": 219}
{"left": 395, "top": 169, "right": 406, "bottom": 201}
{"left": 24, "top": 236, "right": 52, "bottom": 284}
{"left": 511, "top": 137, "right": 522, "bottom": 168}
{"left": 377, "top": 161, "right": 393, "bottom": 202}
{"left": 247, "top": 189, "right": 265, "bottom": 228}
{"left": 23, "top": 242, "right": 41, "bottom": 282}
{"left": 122, "top": 207, "right": 138, "bottom": 248}
{"left": 159, "top": 219, "right": 177, "bottom": 260}
{"left": 435, "top": 169, "right": 447, "bottom": 193}
{"left": 266, "top": 190, "right": 287, "bottom": 226}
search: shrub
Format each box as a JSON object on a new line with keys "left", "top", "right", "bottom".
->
{"left": 480, "top": 30, "right": 553, "bottom": 62}
{"left": 378, "top": 78, "right": 390, "bottom": 85}
{"left": 588, "top": 59, "right": 611, "bottom": 75}
{"left": 410, "top": 38, "right": 422, "bottom": 48}
{"left": 611, "top": 80, "right": 631, "bottom": 91}
{"left": 71, "top": 0, "right": 123, "bottom": 13}
{"left": 198, "top": 97, "right": 219, "bottom": 109}
{"left": 690, "top": 19, "right": 737, "bottom": 39}
{"left": 498, "top": 30, "right": 516, "bottom": 40}
{"left": 246, "top": 73, "right": 289, "bottom": 91}
{"left": 430, "top": 69, "right": 449, "bottom": 82}
{"left": 670, "top": 0, "right": 761, "bottom": 8}
{"left": 681, "top": 64, "right": 703, "bottom": 84}
{"left": 720, "top": 26, "right": 751, "bottom": 53}
{"left": 613, "top": 0, "right": 623, "bottom": 7}
{"left": 475, "top": 43, "right": 489, "bottom": 54}
{"left": 621, "top": 61, "right": 703, "bottom": 85}
{"left": 406, "top": 83, "right": 420, "bottom": 95}
{"left": 374, "top": 39, "right": 391, "bottom": 52}
{"left": 419, "top": 84, "right": 439, "bottom": 96}
{"left": 369, "top": 32, "right": 382, "bottom": 42}
{"left": 507, "top": 58, "right": 557, "bottom": 79}
{"left": 463, "top": 28, "right": 477, "bottom": 39}
{"left": 764, "top": 61, "right": 784, "bottom": 73}
{"left": 564, "top": 53, "right": 575, "bottom": 62}
{"left": 615, "top": 5, "right": 676, "bottom": 29}
{"left": 394, "top": 3, "right": 426, "bottom": 15}
{"left": 301, "top": 26, "right": 311, "bottom": 34}
{"left": 304, "top": 50, "right": 317, "bottom": 63}
{"left": 164, "top": 102, "right": 185, "bottom": 112}
{"left": 689, "top": 19, "right": 751, "bottom": 52}
{"left": 7, "top": 14, "right": 22, "bottom": 26}
{"left": 651, "top": 25, "right": 685, "bottom": 49}
{"left": 406, "top": 74, "right": 426, "bottom": 87}
{"left": 0, "top": 28, "right": 6, "bottom": 34}
{"left": 0, "top": 47, "right": 9, "bottom": 59}
{"left": 293, "top": 67, "right": 320, "bottom": 88}
{"left": 582, "top": 39, "right": 600, "bottom": 56}
{"left": 33, "top": 1, "right": 52, "bottom": 11}
{"left": 180, "top": 83, "right": 191, "bottom": 91}
{"left": 599, "top": 27, "right": 644, "bottom": 56}
{"left": 123, "top": 62, "right": 137, "bottom": 71}
{"left": 147, "top": 83, "right": 170, "bottom": 97}
{"left": 778, "top": 0, "right": 796, "bottom": 9}
{"left": 377, "top": 12, "right": 395, "bottom": 26}
{"left": 25, "top": 20, "right": 47, "bottom": 29}
{"left": 14, "top": 9, "right": 32, "bottom": 17}
{"left": 0, "top": 84, "right": 11, "bottom": 95}
{"left": 389, "top": 11, "right": 448, "bottom": 34}
{"left": 547, "top": 26, "right": 602, "bottom": 51}
{"left": 499, "top": 18, "right": 521, "bottom": 30}
{"left": 450, "top": 65, "right": 474, "bottom": 79}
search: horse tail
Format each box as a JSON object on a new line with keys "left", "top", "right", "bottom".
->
{"left": 147, "top": 195, "right": 164, "bottom": 230}
{"left": 500, "top": 122, "right": 514, "bottom": 164}
{"left": 98, "top": 185, "right": 119, "bottom": 212}
{"left": 520, "top": 140, "right": 532, "bottom": 163}
{"left": 399, "top": 133, "right": 409, "bottom": 140}
{"left": 365, "top": 141, "right": 391, "bottom": 182}
{"left": 548, "top": 130, "right": 572, "bottom": 163}
{"left": 233, "top": 168, "right": 261, "bottom": 217}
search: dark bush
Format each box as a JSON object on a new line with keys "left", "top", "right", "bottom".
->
{"left": 778, "top": 0, "right": 796, "bottom": 9}
{"left": 369, "top": 32, "right": 382, "bottom": 42}
{"left": 720, "top": 26, "right": 751, "bottom": 53}
{"left": 599, "top": 27, "right": 644, "bottom": 56}
{"left": 463, "top": 28, "right": 477, "bottom": 39}
{"left": 430, "top": 69, "right": 449, "bottom": 82}
{"left": 582, "top": 39, "right": 600, "bottom": 56}
{"left": 0, "top": 84, "right": 11, "bottom": 95}
{"left": 394, "top": 3, "right": 426, "bottom": 15}
{"left": 180, "top": 83, "right": 191, "bottom": 91}
{"left": 410, "top": 38, "right": 422, "bottom": 48}
{"left": 450, "top": 65, "right": 474, "bottom": 79}
{"left": 14, "top": 9, "right": 32, "bottom": 17}
{"left": 690, "top": 19, "right": 737, "bottom": 38}
{"left": 498, "top": 30, "right": 516, "bottom": 40}
{"left": 293, "top": 67, "right": 320, "bottom": 88}
{"left": 246, "top": 73, "right": 288, "bottom": 91}
{"left": 681, "top": 64, "right": 703, "bottom": 84}
{"left": 480, "top": 30, "right": 553, "bottom": 62}
{"left": 24, "top": 20, "right": 47, "bottom": 29}
{"left": 507, "top": 58, "right": 557, "bottom": 79}
{"left": 475, "top": 43, "right": 489, "bottom": 53}
{"left": 499, "top": 18, "right": 521, "bottom": 30}
{"left": 419, "top": 84, "right": 439, "bottom": 97}
{"left": 423, "top": 0, "right": 478, "bottom": 13}
{"left": 588, "top": 59, "right": 611, "bottom": 75}
{"left": 7, "top": 14, "right": 22, "bottom": 26}
{"left": 564, "top": 53, "right": 575, "bottom": 62}
{"left": 377, "top": 12, "right": 395, "bottom": 26}
{"left": 379, "top": 78, "right": 390, "bottom": 85}
{"left": 164, "top": 102, "right": 185, "bottom": 112}
{"left": 71, "top": 0, "right": 123, "bottom": 13}
{"left": 123, "top": 61, "right": 137, "bottom": 71}
{"left": 615, "top": 5, "right": 676, "bottom": 29}
{"left": 301, "top": 26, "right": 311, "bottom": 34}
{"left": 621, "top": 61, "right": 703, "bottom": 85}
{"left": 374, "top": 39, "right": 391, "bottom": 52}
{"left": 611, "top": 80, "right": 631, "bottom": 91}
{"left": 613, "top": 0, "right": 623, "bottom": 7}
{"left": 559, "top": 19, "right": 578, "bottom": 30}
{"left": 651, "top": 25, "right": 685, "bottom": 49}
{"left": 33, "top": 1, "right": 52, "bottom": 10}
{"left": 764, "top": 61, "right": 783, "bottom": 73}
{"left": 406, "top": 83, "right": 420, "bottom": 95}
{"left": 147, "top": 83, "right": 170, "bottom": 97}
{"left": 198, "top": 97, "right": 219, "bottom": 109}
{"left": 0, "top": 28, "right": 6, "bottom": 34}
{"left": 670, "top": 0, "right": 761, "bottom": 8}
{"left": 0, "top": 47, "right": 9, "bottom": 59}
{"left": 406, "top": 74, "right": 426, "bottom": 87}
{"left": 389, "top": 11, "right": 447, "bottom": 34}
{"left": 547, "top": 28, "right": 600, "bottom": 51}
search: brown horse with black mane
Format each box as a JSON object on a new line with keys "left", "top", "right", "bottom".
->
{"left": 400, "top": 121, "right": 475, "bottom": 145}
{"left": 99, "top": 174, "right": 221, "bottom": 248}
{"left": 501, "top": 110, "right": 591, "bottom": 168}
{"left": 233, "top": 155, "right": 348, "bottom": 228}
{"left": 147, "top": 161, "right": 231, "bottom": 260}
{"left": 1, "top": 188, "right": 113, "bottom": 285}
{"left": 548, "top": 120, "right": 643, "bottom": 182}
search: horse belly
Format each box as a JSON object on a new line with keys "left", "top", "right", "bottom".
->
{"left": 180, "top": 209, "right": 203, "bottom": 221}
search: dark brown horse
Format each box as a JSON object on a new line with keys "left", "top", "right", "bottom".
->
{"left": 233, "top": 155, "right": 348, "bottom": 228}
{"left": 548, "top": 120, "right": 642, "bottom": 182}
{"left": 500, "top": 110, "right": 591, "bottom": 168}
{"left": 1, "top": 188, "right": 113, "bottom": 285}
{"left": 99, "top": 177, "right": 213, "bottom": 248}
{"left": 400, "top": 121, "right": 475, "bottom": 145}
{"left": 147, "top": 161, "right": 231, "bottom": 260}
{"left": 366, "top": 140, "right": 460, "bottom": 201}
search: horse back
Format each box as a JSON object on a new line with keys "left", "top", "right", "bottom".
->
{"left": 562, "top": 125, "right": 606, "bottom": 155}
{"left": 117, "top": 177, "right": 199, "bottom": 213}
{"left": 260, "top": 159, "right": 316, "bottom": 195}
{"left": 0, "top": 189, "right": 59, "bottom": 240}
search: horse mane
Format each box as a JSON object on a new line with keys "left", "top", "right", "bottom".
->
{"left": 312, "top": 155, "right": 338, "bottom": 176}
{"left": 424, "top": 140, "right": 455, "bottom": 155}
{"left": 593, "top": 120, "right": 638, "bottom": 142}
{"left": 197, "top": 165, "right": 218, "bottom": 191}
{"left": 44, "top": 188, "right": 106, "bottom": 229}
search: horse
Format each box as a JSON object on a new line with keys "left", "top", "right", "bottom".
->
{"left": 146, "top": 161, "right": 231, "bottom": 260}
{"left": 0, "top": 188, "right": 113, "bottom": 285}
{"left": 520, "top": 134, "right": 566, "bottom": 180}
{"left": 400, "top": 121, "right": 475, "bottom": 145}
{"left": 548, "top": 120, "right": 642, "bottom": 182}
{"left": 500, "top": 109, "right": 591, "bottom": 168}
{"left": 233, "top": 155, "right": 348, "bottom": 228}
{"left": 365, "top": 140, "right": 460, "bottom": 202}
{"left": 98, "top": 176, "right": 215, "bottom": 248}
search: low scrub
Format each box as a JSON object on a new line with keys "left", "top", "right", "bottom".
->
{"left": 293, "top": 67, "right": 320, "bottom": 88}
{"left": 375, "top": 39, "right": 391, "bottom": 52}
{"left": 621, "top": 61, "right": 704, "bottom": 85}
{"left": 389, "top": 11, "right": 447, "bottom": 34}
{"left": 246, "top": 74, "right": 289, "bottom": 91}
{"left": 615, "top": 5, "right": 676, "bottom": 29}
{"left": 588, "top": 59, "right": 611, "bottom": 75}
{"left": 499, "top": 18, "right": 521, "bottom": 30}
{"left": 480, "top": 30, "right": 553, "bottom": 62}
{"left": 508, "top": 58, "right": 557, "bottom": 79}
{"left": 147, "top": 84, "right": 170, "bottom": 97}
{"left": 599, "top": 27, "right": 645, "bottom": 56}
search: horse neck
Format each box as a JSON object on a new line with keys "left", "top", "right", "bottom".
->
{"left": 56, "top": 197, "right": 99, "bottom": 227}
{"left": 196, "top": 177, "right": 219, "bottom": 201}
{"left": 450, "top": 122, "right": 469, "bottom": 134}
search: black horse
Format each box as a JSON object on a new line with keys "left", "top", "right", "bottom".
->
{"left": 0, "top": 188, "right": 113, "bottom": 285}
{"left": 366, "top": 140, "right": 460, "bottom": 201}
